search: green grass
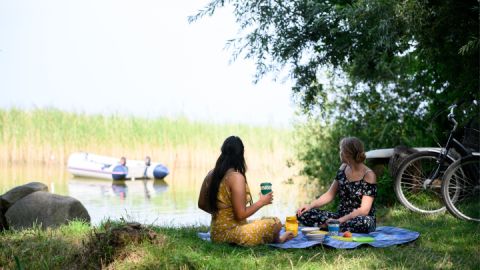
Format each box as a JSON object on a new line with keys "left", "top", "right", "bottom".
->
{"left": 1, "top": 206, "right": 479, "bottom": 269}
{"left": 0, "top": 221, "right": 90, "bottom": 269}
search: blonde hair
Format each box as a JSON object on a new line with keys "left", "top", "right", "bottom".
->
{"left": 340, "top": 137, "right": 366, "bottom": 163}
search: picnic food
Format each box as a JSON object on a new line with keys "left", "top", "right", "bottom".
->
{"left": 285, "top": 216, "right": 298, "bottom": 237}
{"left": 343, "top": 231, "right": 352, "bottom": 238}
{"left": 308, "top": 230, "right": 328, "bottom": 235}
{"left": 301, "top": 227, "right": 320, "bottom": 235}
{"left": 332, "top": 236, "right": 353, "bottom": 242}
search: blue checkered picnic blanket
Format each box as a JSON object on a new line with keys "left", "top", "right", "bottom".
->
{"left": 197, "top": 226, "right": 419, "bottom": 249}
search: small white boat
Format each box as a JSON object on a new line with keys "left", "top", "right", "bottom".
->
{"left": 67, "top": 152, "right": 169, "bottom": 180}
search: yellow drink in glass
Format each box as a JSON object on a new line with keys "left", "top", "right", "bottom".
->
{"left": 285, "top": 216, "right": 298, "bottom": 237}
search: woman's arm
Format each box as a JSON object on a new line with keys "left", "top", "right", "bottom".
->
{"left": 297, "top": 180, "right": 338, "bottom": 216}
{"left": 337, "top": 195, "right": 374, "bottom": 223}
{"left": 337, "top": 170, "right": 376, "bottom": 223}
{"left": 228, "top": 173, "right": 272, "bottom": 221}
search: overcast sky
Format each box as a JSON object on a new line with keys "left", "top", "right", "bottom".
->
{"left": 0, "top": 0, "right": 296, "bottom": 127}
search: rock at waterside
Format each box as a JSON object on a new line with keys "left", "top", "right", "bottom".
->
{"left": 5, "top": 191, "right": 90, "bottom": 229}
{"left": 0, "top": 199, "right": 8, "bottom": 230}
{"left": 0, "top": 182, "right": 48, "bottom": 231}
{"left": 0, "top": 182, "right": 48, "bottom": 209}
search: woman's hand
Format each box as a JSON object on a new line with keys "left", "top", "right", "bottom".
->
{"left": 258, "top": 192, "right": 273, "bottom": 206}
{"left": 296, "top": 204, "right": 312, "bottom": 217}
{"left": 296, "top": 180, "right": 339, "bottom": 217}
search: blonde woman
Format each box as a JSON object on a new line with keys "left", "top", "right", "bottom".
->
{"left": 296, "top": 137, "right": 377, "bottom": 233}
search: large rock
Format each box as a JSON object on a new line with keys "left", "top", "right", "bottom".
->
{"left": 5, "top": 191, "right": 90, "bottom": 229}
{"left": 0, "top": 182, "right": 48, "bottom": 209}
{"left": 0, "top": 199, "right": 8, "bottom": 230}
{"left": 0, "top": 182, "right": 48, "bottom": 231}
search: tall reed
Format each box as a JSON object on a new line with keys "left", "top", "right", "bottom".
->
{"left": 0, "top": 108, "right": 293, "bottom": 169}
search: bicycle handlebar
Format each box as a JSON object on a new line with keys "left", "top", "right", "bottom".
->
{"left": 448, "top": 104, "right": 458, "bottom": 131}
{"left": 448, "top": 105, "right": 456, "bottom": 119}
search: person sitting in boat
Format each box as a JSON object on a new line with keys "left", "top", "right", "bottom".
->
{"left": 142, "top": 156, "right": 152, "bottom": 178}
{"left": 145, "top": 156, "right": 151, "bottom": 166}
{"left": 119, "top": 156, "right": 127, "bottom": 167}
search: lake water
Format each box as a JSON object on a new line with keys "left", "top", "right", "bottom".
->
{"left": 0, "top": 163, "right": 317, "bottom": 227}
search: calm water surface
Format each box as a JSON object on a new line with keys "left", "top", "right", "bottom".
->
{"left": 0, "top": 163, "right": 317, "bottom": 227}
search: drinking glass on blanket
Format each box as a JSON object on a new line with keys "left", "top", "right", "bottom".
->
{"left": 285, "top": 216, "right": 298, "bottom": 237}
{"left": 327, "top": 220, "right": 340, "bottom": 236}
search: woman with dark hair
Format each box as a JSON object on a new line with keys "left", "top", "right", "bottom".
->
{"left": 296, "top": 137, "right": 377, "bottom": 233}
{"left": 199, "top": 136, "right": 293, "bottom": 246}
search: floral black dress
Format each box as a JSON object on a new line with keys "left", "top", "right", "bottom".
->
{"left": 297, "top": 167, "right": 377, "bottom": 233}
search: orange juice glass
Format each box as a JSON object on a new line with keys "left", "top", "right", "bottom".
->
{"left": 285, "top": 216, "right": 298, "bottom": 237}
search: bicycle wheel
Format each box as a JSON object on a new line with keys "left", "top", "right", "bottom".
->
{"left": 394, "top": 151, "right": 453, "bottom": 214}
{"left": 441, "top": 154, "right": 480, "bottom": 221}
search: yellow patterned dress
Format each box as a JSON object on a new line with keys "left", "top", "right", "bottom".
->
{"left": 210, "top": 172, "right": 281, "bottom": 246}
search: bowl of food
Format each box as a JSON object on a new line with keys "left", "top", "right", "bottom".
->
{"left": 305, "top": 232, "right": 326, "bottom": 242}
{"left": 301, "top": 227, "right": 320, "bottom": 235}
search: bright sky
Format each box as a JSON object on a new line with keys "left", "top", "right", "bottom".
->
{"left": 0, "top": 0, "right": 295, "bottom": 127}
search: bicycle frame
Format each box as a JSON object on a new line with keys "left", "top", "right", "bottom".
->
{"left": 423, "top": 105, "right": 472, "bottom": 189}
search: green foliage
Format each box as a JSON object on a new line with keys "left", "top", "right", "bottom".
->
{"left": 191, "top": 0, "right": 479, "bottom": 110}
{"left": 374, "top": 172, "right": 395, "bottom": 207}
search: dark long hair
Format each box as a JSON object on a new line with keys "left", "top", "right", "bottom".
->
{"left": 208, "top": 136, "right": 247, "bottom": 213}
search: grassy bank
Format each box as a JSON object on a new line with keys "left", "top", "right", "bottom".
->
{"left": 0, "top": 108, "right": 292, "bottom": 167}
{"left": 1, "top": 206, "right": 479, "bottom": 269}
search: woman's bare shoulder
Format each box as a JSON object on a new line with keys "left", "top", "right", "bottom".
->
{"left": 225, "top": 170, "right": 245, "bottom": 184}
{"left": 364, "top": 166, "right": 377, "bottom": 184}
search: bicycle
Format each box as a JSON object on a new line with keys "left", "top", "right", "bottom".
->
{"left": 394, "top": 104, "right": 475, "bottom": 214}
{"left": 441, "top": 148, "right": 480, "bottom": 221}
